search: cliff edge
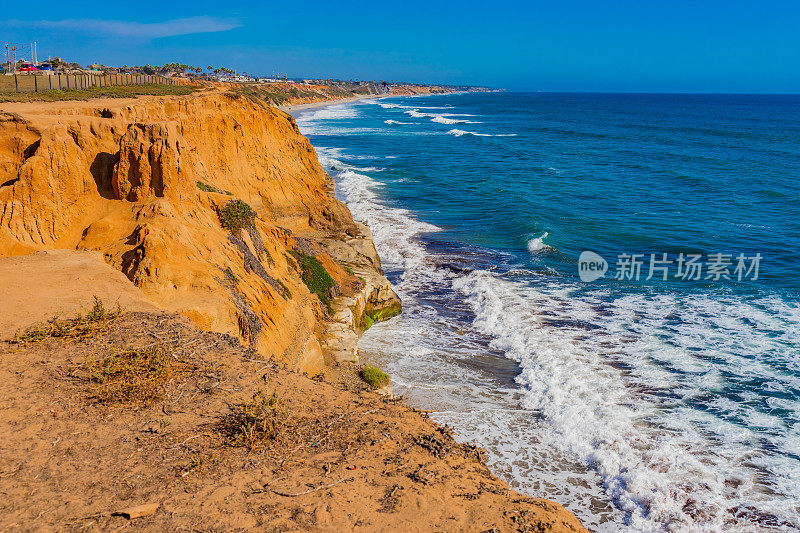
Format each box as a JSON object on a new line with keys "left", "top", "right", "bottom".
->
{"left": 0, "top": 91, "right": 399, "bottom": 374}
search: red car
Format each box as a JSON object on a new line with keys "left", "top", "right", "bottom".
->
{"left": 20, "top": 63, "right": 38, "bottom": 72}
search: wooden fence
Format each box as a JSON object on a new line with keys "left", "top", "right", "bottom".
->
{"left": 0, "top": 73, "right": 185, "bottom": 93}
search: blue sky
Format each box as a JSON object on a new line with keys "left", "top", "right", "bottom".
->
{"left": 1, "top": 1, "right": 799, "bottom": 92}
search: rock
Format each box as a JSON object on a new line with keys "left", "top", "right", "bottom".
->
{"left": 113, "top": 502, "right": 160, "bottom": 519}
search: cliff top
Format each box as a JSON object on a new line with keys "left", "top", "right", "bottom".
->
{"left": 0, "top": 304, "right": 585, "bottom": 532}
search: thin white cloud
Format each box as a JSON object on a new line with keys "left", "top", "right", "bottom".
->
{"left": 9, "top": 16, "right": 241, "bottom": 39}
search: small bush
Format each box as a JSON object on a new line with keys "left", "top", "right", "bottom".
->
{"left": 217, "top": 199, "right": 255, "bottom": 236}
{"left": 289, "top": 251, "right": 335, "bottom": 313}
{"left": 220, "top": 390, "right": 286, "bottom": 449}
{"left": 85, "top": 344, "right": 184, "bottom": 404}
{"left": 15, "top": 296, "right": 119, "bottom": 343}
{"left": 360, "top": 365, "right": 390, "bottom": 389}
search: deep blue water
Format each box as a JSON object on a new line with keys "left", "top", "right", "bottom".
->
{"left": 295, "top": 93, "right": 800, "bottom": 532}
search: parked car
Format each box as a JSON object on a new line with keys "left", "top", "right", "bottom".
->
{"left": 20, "top": 63, "right": 38, "bottom": 72}
{"left": 37, "top": 63, "right": 53, "bottom": 71}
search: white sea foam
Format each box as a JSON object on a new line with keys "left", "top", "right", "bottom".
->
{"left": 527, "top": 232, "right": 550, "bottom": 253}
{"left": 295, "top": 103, "right": 376, "bottom": 136}
{"left": 404, "top": 109, "right": 482, "bottom": 125}
{"left": 431, "top": 115, "right": 481, "bottom": 125}
{"left": 447, "top": 129, "right": 518, "bottom": 137}
{"left": 384, "top": 119, "right": 412, "bottom": 125}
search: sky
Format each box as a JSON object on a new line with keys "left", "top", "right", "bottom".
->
{"left": 1, "top": 0, "right": 799, "bottom": 93}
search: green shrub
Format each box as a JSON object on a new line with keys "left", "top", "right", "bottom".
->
{"left": 289, "top": 251, "right": 335, "bottom": 312}
{"left": 197, "top": 180, "right": 216, "bottom": 192}
{"left": 217, "top": 199, "right": 255, "bottom": 235}
{"left": 360, "top": 365, "right": 389, "bottom": 389}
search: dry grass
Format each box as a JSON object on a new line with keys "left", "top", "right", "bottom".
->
{"left": 84, "top": 344, "right": 190, "bottom": 404}
{"left": 219, "top": 390, "right": 286, "bottom": 449}
{"left": 0, "top": 83, "right": 195, "bottom": 103}
{"left": 14, "top": 297, "right": 119, "bottom": 343}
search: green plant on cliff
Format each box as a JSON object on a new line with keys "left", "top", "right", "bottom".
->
{"left": 360, "top": 303, "right": 402, "bottom": 331}
{"left": 360, "top": 365, "right": 390, "bottom": 389}
{"left": 217, "top": 199, "right": 255, "bottom": 236}
{"left": 289, "top": 251, "right": 335, "bottom": 313}
{"left": 198, "top": 181, "right": 233, "bottom": 195}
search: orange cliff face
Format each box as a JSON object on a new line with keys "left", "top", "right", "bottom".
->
{"left": 0, "top": 92, "right": 401, "bottom": 374}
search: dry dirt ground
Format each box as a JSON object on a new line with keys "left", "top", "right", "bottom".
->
{"left": 0, "top": 311, "right": 585, "bottom": 532}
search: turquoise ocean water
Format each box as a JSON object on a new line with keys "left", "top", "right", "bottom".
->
{"left": 294, "top": 92, "right": 800, "bottom": 532}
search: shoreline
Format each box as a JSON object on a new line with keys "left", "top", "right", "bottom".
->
{"left": 278, "top": 94, "right": 384, "bottom": 113}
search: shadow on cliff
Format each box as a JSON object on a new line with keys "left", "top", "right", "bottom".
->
{"left": 90, "top": 152, "right": 120, "bottom": 200}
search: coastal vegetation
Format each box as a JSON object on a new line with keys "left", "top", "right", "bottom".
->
{"left": 361, "top": 303, "right": 403, "bottom": 331}
{"left": 216, "top": 199, "right": 256, "bottom": 236}
{"left": 14, "top": 297, "right": 119, "bottom": 342}
{"left": 0, "top": 83, "right": 195, "bottom": 103}
{"left": 228, "top": 82, "right": 350, "bottom": 106}
{"left": 219, "top": 390, "right": 286, "bottom": 449}
{"left": 289, "top": 251, "right": 336, "bottom": 312}
{"left": 360, "top": 365, "right": 390, "bottom": 389}
{"left": 85, "top": 344, "right": 187, "bottom": 405}
{"left": 197, "top": 180, "right": 232, "bottom": 195}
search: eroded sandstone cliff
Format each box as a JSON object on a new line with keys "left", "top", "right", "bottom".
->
{"left": 0, "top": 91, "right": 400, "bottom": 374}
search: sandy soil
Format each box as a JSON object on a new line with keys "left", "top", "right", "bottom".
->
{"left": 0, "top": 310, "right": 585, "bottom": 532}
{"left": 0, "top": 250, "right": 159, "bottom": 340}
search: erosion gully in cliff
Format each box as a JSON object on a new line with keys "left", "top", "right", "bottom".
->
{"left": 0, "top": 91, "right": 400, "bottom": 373}
{"left": 0, "top": 91, "right": 585, "bottom": 531}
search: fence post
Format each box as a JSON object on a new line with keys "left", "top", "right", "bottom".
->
{"left": 34, "top": 75, "right": 38, "bottom": 92}
{"left": 49, "top": 75, "right": 52, "bottom": 90}
{"left": 14, "top": 74, "right": 18, "bottom": 92}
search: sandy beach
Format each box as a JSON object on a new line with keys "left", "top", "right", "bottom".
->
{"left": 278, "top": 94, "right": 384, "bottom": 113}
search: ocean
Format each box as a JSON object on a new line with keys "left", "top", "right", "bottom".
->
{"left": 293, "top": 92, "right": 800, "bottom": 532}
